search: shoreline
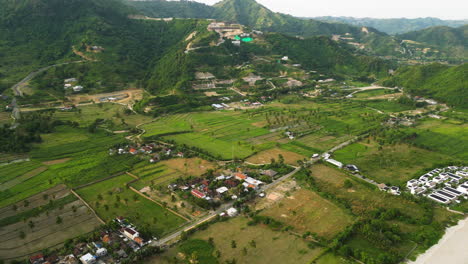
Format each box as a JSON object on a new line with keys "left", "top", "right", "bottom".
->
{"left": 409, "top": 216, "right": 468, "bottom": 264}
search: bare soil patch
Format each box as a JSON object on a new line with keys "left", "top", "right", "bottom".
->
{"left": 247, "top": 148, "right": 306, "bottom": 165}
{"left": 204, "top": 91, "right": 219, "bottom": 97}
{"left": 42, "top": 158, "right": 71, "bottom": 166}
{"left": 160, "top": 158, "right": 215, "bottom": 177}
{"left": 67, "top": 89, "right": 144, "bottom": 105}
{"left": 261, "top": 188, "right": 354, "bottom": 239}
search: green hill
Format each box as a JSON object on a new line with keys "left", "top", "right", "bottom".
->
{"left": 0, "top": 0, "right": 200, "bottom": 94}
{"left": 126, "top": 0, "right": 216, "bottom": 18}
{"left": 128, "top": 0, "right": 408, "bottom": 58}
{"left": 397, "top": 25, "right": 468, "bottom": 60}
{"left": 382, "top": 63, "right": 468, "bottom": 109}
{"left": 313, "top": 17, "right": 468, "bottom": 35}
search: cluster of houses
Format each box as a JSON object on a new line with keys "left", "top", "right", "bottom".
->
{"left": 27, "top": 218, "right": 147, "bottom": 264}
{"left": 109, "top": 143, "right": 184, "bottom": 163}
{"left": 29, "top": 243, "right": 110, "bottom": 264}
{"left": 64, "top": 78, "right": 84, "bottom": 93}
{"left": 169, "top": 169, "right": 276, "bottom": 203}
{"left": 115, "top": 217, "right": 150, "bottom": 251}
{"left": 406, "top": 166, "right": 468, "bottom": 204}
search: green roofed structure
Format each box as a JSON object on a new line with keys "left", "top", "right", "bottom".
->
{"left": 234, "top": 35, "right": 253, "bottom": 42}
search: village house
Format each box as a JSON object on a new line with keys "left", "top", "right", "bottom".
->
{"left": 79, "top": 253, "right": 96, "bottom": 264}
{"left": 123, "top": 227, "right": 139, "bottom": 240}
{"left": 58, "top": 254, "right": 79, "bottom": 264}
{"left": 227, "top": 207, "right": 238, "bottom": 217}
{"left": 191, "top": 189, "right": 206, "bottom": 199}
{"left": 235, "top": 172, "right": 248, "bottom": 181}
{"left": 30, "top": 254, "right": 45, "bottom": 264}
{"left": 428, "top": 193, "right": 449, "bottom": 204}
{"left": 216, "top": 186, "right": 229, "bottom": 195}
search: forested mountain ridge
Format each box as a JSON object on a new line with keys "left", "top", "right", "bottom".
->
{"left": 397, "top": 25, "right": 468, "bottom": 60}
{"left": 313, "top": 16, "right": 468, "bottom": 35}
{"left": 382, "top": 63, "right": 468, "bottom": 109}
{"left": 127, "top": 0, "right": 464, "bottom": 61}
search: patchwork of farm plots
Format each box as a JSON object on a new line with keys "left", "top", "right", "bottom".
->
{"left": 76, "top": 174, "right": 187, "bottom": 236}
{"left": 141, "top": 101, "right": 384, "bottom": 160}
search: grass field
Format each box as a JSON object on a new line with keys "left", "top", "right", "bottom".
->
{"left": 315, "top": 252, "right": 356, "bottom": 264}
{"left": 364, "top": 100, "right": 416, "bottom": 112}
{"left": 151, "top": 217, "right": 325, "bottom": 264}
{"left": 76, "top": 174, "right": 186, "bottom": 236}
{"left": 297, "top": 134, "right": 353, "bottom": 152}
{"left": 309, "top": 164, "right": 425, "bottom": 219}
{"left": 353, "top": 89, "right": 396, "bottom": 99}
{"left": 333, "top": 141, "right": 455, "bottom": 185}
{"left": 0, "top": 111, "right": 11, "bottom": 125}
{"left": 408, "top": 119, "right": 468, "bottom": 160}
{"left": 260, "top": 188, "right": 354, "bottom": 240}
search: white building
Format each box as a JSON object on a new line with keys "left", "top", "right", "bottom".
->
{"left": 96, "top": 248, "right": 107, "bottom": 257}
{"left": 227, "top": 207, "right": 238, "bottom": 217}
{"left": 216, "top": 186, "right": 229, "bottom": 194}
{"left": 64, "top": 78, "right": 77, "bottom": 83}
{"left": 79, "top": 253, "right": 96, "bottom": 264}
{"left": 123, "top": 228, "right": 139, "bottom": 240}
{"left": 73, "top": 86, "right": 84, "bottom": 92}
{"left": 457, "top": 184, "right": 468, "bottom": 194}
{"left": 325, "top": 159, "right": 343, "bottom": 168}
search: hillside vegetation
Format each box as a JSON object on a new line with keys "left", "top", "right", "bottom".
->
{"left": 0, "top": 0, "right": 200, "bottom": 93}
{"left": 382, "top": 63, "right": 468, "bottom": 109}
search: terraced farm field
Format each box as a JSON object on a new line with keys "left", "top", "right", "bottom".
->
{"left": 76, "top": 174, "right": 186, "bottom": 236}
{"left": 0, "top": 126, "right": 136, "bottom": 208}
{"left": 143, "top": 111, "right": 270, "bottom": 159}
{"left": 0, "top": 195, "right": 101, "bottom": 261}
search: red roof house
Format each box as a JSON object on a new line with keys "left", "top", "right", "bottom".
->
{"left": 191, "top": 189, "right": 206, "bottom": 199}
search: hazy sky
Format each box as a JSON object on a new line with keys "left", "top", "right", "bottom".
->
{"left": 194, "top": 0, "right": 467, "bottom": 20}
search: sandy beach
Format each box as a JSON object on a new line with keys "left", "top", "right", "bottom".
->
{"left": 409, "top": 216, "right": 468, "bottom": 264}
